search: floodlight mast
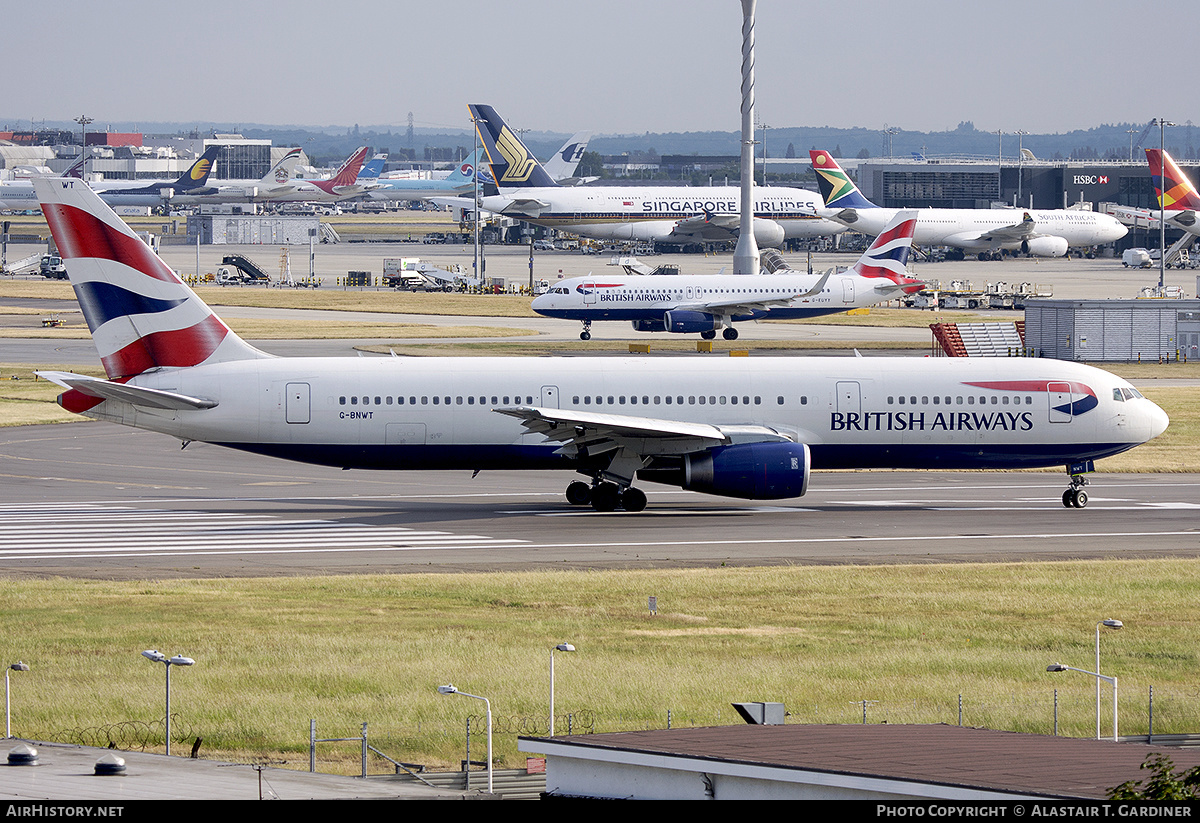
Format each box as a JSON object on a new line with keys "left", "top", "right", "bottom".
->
{"left": 732, "top": 0, "right": 760, "bottom": 276}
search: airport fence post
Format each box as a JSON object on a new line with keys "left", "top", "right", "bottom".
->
{"left": 309, "top": 719, "right": 315, "bottom": 772}
{"left": 361, "top": 721, "right": 367, "bottom": 778}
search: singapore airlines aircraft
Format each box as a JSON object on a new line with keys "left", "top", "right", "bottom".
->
{"left": 810, "top": 151, "right": 1128, "bottom": 258}
{"left": 469, "top": 104, "right": 845, "bottom": 247}
{"left": 1108, "top": 149, "right": 1200, "bottom": 238}
{"left": 33, "top": 177, "right": 1166, "bottom": 512}
{"left": 533, "top": 211, "right": 924, "bottom": 340}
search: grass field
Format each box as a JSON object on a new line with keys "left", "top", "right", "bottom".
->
{"left": 2, "top": 560, "right": 1199, "bottom": 773}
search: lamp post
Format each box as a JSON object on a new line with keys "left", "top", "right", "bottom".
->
{"left": 74, "top": 115, "right": 92, "bottom": 176}
{"left": 6, "top": 662, "right": 29, "bottom": 738}
{"left": 1095, "top": 618, "right": 1123, "bottom": 740}
{"left": 1156, "top": 118, "right": 1175, "bottom": 290}
{"left": 1015, "top": 130, "right": 1029, "bottom": 206}
{"left": 549, "top": 642, "right": 575, "bottom": 737}
{"left": 142, "top": 650, "right": 194, "bottom": 755}
{"left": 470, "top": 113, "right": 487, "bottom": 287}
{"left": 994, "top": 130, "right": 1004, "bottom": 203}
{"left": 1047, "top": 663, "right": 1118, "bottom": 742}
{"left": 439, "top": 684, "right": 493, "bottom": 793}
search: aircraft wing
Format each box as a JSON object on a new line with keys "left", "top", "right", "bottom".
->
{"left": 36, "top": 371, "right": 218, "bottom": 411}
{"left": 677, "top": 270, "right": 835, "bottom": 316}
{"left": 672, "top": 213, "right": 739, "bottom": 241}
{"left": 967, "top": 213, "right": 1038, "bottom": 244}
{"left": 494, "top": 406, "right": 792, "bottom": 458}
{"left": 498, "top": 197, "right": 552, "bottom": 217}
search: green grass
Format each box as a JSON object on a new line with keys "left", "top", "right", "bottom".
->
{"left": 3, "top": 560, "right": 1199, "bottom": 773}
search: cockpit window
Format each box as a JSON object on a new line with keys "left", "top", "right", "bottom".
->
{"left": 1113, "top": 388, "right": 1125, "bottom": 402}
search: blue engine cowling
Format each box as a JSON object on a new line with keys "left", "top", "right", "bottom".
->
{"left": 683, "top": 442, "right": 811, "bottom": 500}
{"left": 632, "top": 318, "right": 667, "bottom": 333}
{"left": 664, "top": 310, "right": 720, "bottom": 334}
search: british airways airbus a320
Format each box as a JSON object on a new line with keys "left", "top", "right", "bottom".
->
{"left": 532, "top": 211, "right": 924, "bottom": 340}
{"left": 33, "top": 177, "right": 1166, "bottom": 512}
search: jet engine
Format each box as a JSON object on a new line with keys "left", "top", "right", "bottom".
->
{"left": 631, "top": 318, "right": 667, "bottom": 333}
{"left": 750, "top": 218, "right": 787, "bottom": 249}
{"left": 1022, "top": 236, "right": 1069, "bottom": 257}
{"left": 639, "top": 442, "right": 811, "bottom": 500}
{"left": 663, "top": 310, "right": 720, "bottom": 334}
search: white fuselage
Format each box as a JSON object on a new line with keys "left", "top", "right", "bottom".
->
{"left": 532, "top": 270, "right": 907, "bottom": 327}
{"left": 835, "top": 207, "right": 1127, "bottom": 250}
{"left": 80, "top": 355, "right": 1166, "bottom": 478}
{"left": 479, "top": 185, "right": 846, "bottom": 242}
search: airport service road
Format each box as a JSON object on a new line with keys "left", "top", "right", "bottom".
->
{"left": 1, "top": 423, "right": 1197, "bottom": 580}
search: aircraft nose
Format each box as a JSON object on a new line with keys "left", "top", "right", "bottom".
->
{"left": 1147, "top": 400, "right": 1169, "bottom": 440}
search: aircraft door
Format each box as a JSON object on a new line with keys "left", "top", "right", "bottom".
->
{"left": 835, "top": 381, "right": 861, "bottom": 414}
{"left": 540, "top": 385, "right": 560, "bottom": 409}
{"left": 1048, "top": 382, "right": 1072, "bottom": 423}
{"left": 842, "top": 279, "right": 856, "bottom": 304}
{"left": 285, "top": 382, "right": 310, "bottom": 424}
{"left": 582, "top": 281, "right": 597, "bottom": 306}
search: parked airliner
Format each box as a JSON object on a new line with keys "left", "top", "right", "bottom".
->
{"left": 32, "top": 177, "right": 1166, "bottom": 512}
{"left": 469, "top": 105, "right": 845, "bottom": 247}
{"left": 366, "top": 150, "right": 483, "bottom": 202}
{"left": 254, "top": 146, "right": 371, "bottom": 202}
{"left": 1108, "top": 149, "right": 1200, "bottom": 238}
{"left": 532, "top": 211, "right": 924, "bottom": 340}
{"left": 810, "top": 151, "right": 1127, "bottom": 258}
{"left": 86, "top": 146, "right": 222, "bottom": 208}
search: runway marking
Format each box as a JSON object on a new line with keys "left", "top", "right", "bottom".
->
{"left": 0, "top": 504, "right": 526, "bottom": 561}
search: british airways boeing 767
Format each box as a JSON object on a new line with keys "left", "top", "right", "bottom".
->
{"left": 33, "top": 177, "right": 1166, "bottom": 512}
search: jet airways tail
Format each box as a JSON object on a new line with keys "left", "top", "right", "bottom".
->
{"left": 171, "top": 145, "right": 221, "bottom": 191}
{"left": 1146, "top": 149, "right": 1200, "bottom": 211}
{"left": 468, "top": 104, "right": 559, "bottom": 188}
{"left": 851, "top": 210, "right": 924, "bottom": 294}
{"left": 810, "top": 150, "right": 876, "bottom": 209}
{"left": 34, "top": 177, "right": 270, "bottom": 385}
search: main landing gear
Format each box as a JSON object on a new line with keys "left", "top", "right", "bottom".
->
{"left": 565, "top": 480, "right": 648, "bottom": 512}
{"left": 699, "top": 328, "right": 739, "bottom": 341}
{"left": 1062, "top": 474, "right": 1089, "bottom": 509}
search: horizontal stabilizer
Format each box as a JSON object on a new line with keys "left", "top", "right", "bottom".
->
{"left": 36, "top": 371, "right": 217, "bottom": 411}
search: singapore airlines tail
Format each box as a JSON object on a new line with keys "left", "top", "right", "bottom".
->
{"left": 468, "top": 104, "right": 559, "bottom": 189}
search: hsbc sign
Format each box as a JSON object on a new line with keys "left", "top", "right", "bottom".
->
{"left": 1073, "top": 174, "right": 1110, "bottom": 186}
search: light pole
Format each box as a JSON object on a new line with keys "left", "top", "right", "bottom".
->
{"left": 470, "top": 113, "right": 487, "bottom": 287}
{"left": 142, "top": 650, "right": 194, "bottom": 756}
{"left": 1096, "top": 618, "right": 1123, "bottom": 740}
{"left": 549, "top": 642, "right": 575, "bottom": 737}
{"left": 1047, "top": 663, "right": 1118, "bottom": 742}
{"left": 439, "top": 684, "right": 493, "bottom": 794}
{"left": 74, "top": 115, "right": 93, "bottom": 176}
{"left": 994, "top": 129, "right": 1004, "bottom": 203}
{"left": 6, "top": 662, "right": 29, "bottom": 738}
{"left": 758, "top": 121, "right": 770, "bottom": 186}
{"left": 1015, "top": 130, "right": 1029, "bottom": 206}
{"left": 1156, "top": 118, "right": 1175, "bottom": 290}
{"left": 883, "top": 126, "right": 899, "bottom": 159}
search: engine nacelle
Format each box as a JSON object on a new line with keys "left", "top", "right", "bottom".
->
{"left": 631, "top": 318, "right": 667, "bottom": 333}
{"left": 751, "top": 218, "right": 787, "bottom": 249}
{"left": 664, "top": 310, "right": 720, "bottom": 334}
{"left": 679, "top": 442, "right": 811, "bottom": 500}
{"left": 1022, "top": 235, "right": 1069, "bottom": 258}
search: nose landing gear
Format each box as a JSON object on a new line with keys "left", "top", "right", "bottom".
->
{"left": 579, "top": 320, "right": 592, "bottom": 341}
{"left": 1062, "top": 462, "right": 1094, "bottom": 508}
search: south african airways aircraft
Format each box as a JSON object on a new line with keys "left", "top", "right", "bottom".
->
{"left": 32, "top": 176, "right": 1166, "bottom": 512}
{"left": 810, "top": 150, "right": 1127, "bottom": 259}
{"left": 469, "top": 104, "right": 844, "bottom": 248}
{"left": 532, "top": 211, "right": 924, "bottom": 341}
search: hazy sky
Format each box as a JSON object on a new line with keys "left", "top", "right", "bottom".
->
{"left": 5, "top": 0, "right": 1192, "bottom": 136}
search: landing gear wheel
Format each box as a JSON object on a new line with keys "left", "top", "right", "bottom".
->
{"left": 566, "top": 481, "right": 592, "bottom": 506}
{"left": 1063, "top": 473, "right": 1090, "bottom": 509}
{"left": 590, "top": 483, "right": 620, "bottom": 512}
{"left": 1062, "top": 490, "right": 1074, "bottom": 508}
{"left": 700, "top": 330, "right": 717, "bottom": 340}
{"left": 620, "top": 487, "right": 647, "bottom": 513}
{"left": 1071, "top": 489, "right": 1088, "bottom": 508}
{"left": 580, "top": 330, "right": 591, "bottom": 341}
{"left": 722, "top": 328, "right": 739, "bottom": 341}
